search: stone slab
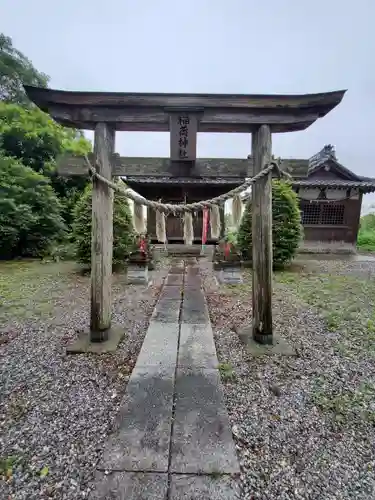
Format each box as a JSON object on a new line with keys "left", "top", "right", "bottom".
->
{"left": 185, "top": 266, "right": 200, "bottom": 276}
{"left": 154, "top": 295, "right": 181, "bottom": 310}
{"left": 91, "top": 471, "right": 168, "bottom": 500}
{"left": 181, "top": 304, "right": 209, "bottom": 324}
{"left": 169, "top": 259, "right": 185, "bottom": 267}
{"left": 237, "top": 326, "right": 297, "bottom": 356}
{"left": 99, "top": 365, "right": 175, "bottom": 472}
{"left": 136, "top": 323, "right": 179, "bottom": 367}
{"left": 178, "top": 324, "right": 218, "bottom": 369}
{"left": 66, "top": 326, "right": 125, "bottom": 354}
{"left": 182, "top": 288, "right": 205, "bottom": 302}
{"left": 151, "top": 300, "right": 181, "bottom": 323}
{"left": 183, "top": 293, "right": 206, "bottom": 310}
{"left": 171, "top": 368, "right": 239, "bottom": 474}
{"left": 185, "top": 257, "right": 198, "bottom": 264}
{"left": 169, "top": 266, "right": 185, "bottom": 274}
{"left": 158, "top": 286, "right": 182, "bottom": 301}
{"left": 170, "top": 474, "right": 240, "bottom": 500}
{"left": 165, "top": 273, "right": 184, "bottom": 286}
{"left": 127, "top": 266, "right": 150, "bottom": 285}
{"left": 217, "top": 270, "right": 243, "bottom": 285}
{"left": 185, "top": 276, "right": 202, "bottom": 288}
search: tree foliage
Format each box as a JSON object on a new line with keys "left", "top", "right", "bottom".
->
{"left": 72, "top": 184, "right": 135, "bottom": 268}
{"left": 237, "top": 181, "right": 302, "bottom": 267}
{"left": 0, "top": 155, "right": 66, "bottom": 259}
{"left": 0, "top": 34, "right": 49, "bottom": 105}
{"left": 0, "top": 35, "right": 94, "bottom": 260}
{"left": 0, "top": 102, "right": 92, "bottom": 225}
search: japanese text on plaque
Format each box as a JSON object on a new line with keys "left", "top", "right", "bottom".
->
{"left": 178, "top": 115, "right": 190, "bottom": 159}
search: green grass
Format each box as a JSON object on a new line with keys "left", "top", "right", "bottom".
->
{"left": 219, "top": 263, "right": 375, "bottom": 425}
{"left": 275, "top": 270, "right": 375, "bottom": 345}
{"left": 274, "top": 265, "right": 375, "bottom": 423}
{"left": 357, "top": 213, "right": 375, "bottom": 252}
{"left": 218, "top": 362, "right": 236, "bottom": 382}
{"left": 312, "top": 379, "right": 375, "bottom": 425}
{"left": 0, "top": 260, "right": 82, "bottom": 323}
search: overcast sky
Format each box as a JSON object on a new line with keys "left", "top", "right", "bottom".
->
{"left": 2, "top": 0, "right": 375, "bottom": 208}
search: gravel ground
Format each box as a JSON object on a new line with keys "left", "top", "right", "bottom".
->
{"left": 0, "top": 260, "right": 168, "bottom": 499}
{"left": 200, "top": 257, "right": 375, "bottom": 500}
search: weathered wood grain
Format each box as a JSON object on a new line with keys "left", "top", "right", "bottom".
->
{"left": 24, "top": 85, "right": 346, "bottom": 133}
{"left": 56, "top": 155, "right": 310, "bottom": 179}
{"left": 56, "top": 154, "right": 250, "bottom": 177}
{"left": 39, "top": 105, "right": 321, "bottom": 133}
{"left": 90, "top": 123, "right": 115, "bottom": 339}
{"left": 251, "top": 125, "right": 273, "bottom": 344}
{"left": 24, "top": 85, "right": 346, "bottom": 109}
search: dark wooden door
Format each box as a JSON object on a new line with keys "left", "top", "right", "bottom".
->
{"left": 166, "top": 214, "right": 184, "bottom": 240}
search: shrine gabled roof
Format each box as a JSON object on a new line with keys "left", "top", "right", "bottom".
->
{"left": 122, "top": 147, "right": 375, "bottom": 192}
{"left": 57, "top": 146, "right": 374, "bottom": 190}
{"left": 293, "top": 179, "right": 375, "bottom": 192}
{"left": 307, "top": 144, "right": 361, "bottom": 180}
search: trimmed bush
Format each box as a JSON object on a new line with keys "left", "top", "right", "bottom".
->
{"left": 237, "top": 180, "right": 302, "bottom": 267}
{"left": 72, "top": 183, "right": 135, "bottom": 268}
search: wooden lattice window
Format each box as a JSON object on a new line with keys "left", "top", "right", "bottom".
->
{"left": 301, "top": 202, "right": 345, "bottom": 225}
{"left": 321, "top": 204, "right": 345, "bottom": 225}
{"left": 301, "top": 203, "right": 321, "bottom": 224}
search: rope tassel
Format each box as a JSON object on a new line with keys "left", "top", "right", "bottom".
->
{"left": 184, "top": 212, "right": 194, "bottom": 246}
{"left": 156, "top": 208, "right": 166, "bottom": 243}
{"left": 232, "top": 194, "right": 243, "bottom": 228}
{"left": 210, "top": 205, "right": 221, "bottom": 239}
{"left": 133, "top": 202, "right": 146, "bottom": 234}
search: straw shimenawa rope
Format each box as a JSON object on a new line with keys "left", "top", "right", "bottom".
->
{"left": 84, "top": 154, "right": 289, "bottom": 214}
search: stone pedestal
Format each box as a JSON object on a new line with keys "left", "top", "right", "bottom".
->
{"left": 236, "top": 325, "right": 296, "bottom": 356}
{"left": 127, "top": 264, "right": 150, "bottom": 285}
{"left": 213, "top": 252, "right": 242, "bottom": 271}
{"left": 217, "top": 267, "right": 243, "bottom": 284}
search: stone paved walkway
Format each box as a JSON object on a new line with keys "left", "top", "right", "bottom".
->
{"left": 91, "top": 259, "right": 239, "bottom": 499}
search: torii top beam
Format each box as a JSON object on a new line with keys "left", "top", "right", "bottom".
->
{"left": 24, "top": 86, "right": 346, "bottom": 134}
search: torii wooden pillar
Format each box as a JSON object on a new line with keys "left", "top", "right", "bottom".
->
{"left": 251, "top": 124, "right": 273, "bottom": 344}
{"left": 91, "top": 123, "right": 115, "bottom": 339}
{"left": 24, "top": 85, "right": 346, "bottom": 349}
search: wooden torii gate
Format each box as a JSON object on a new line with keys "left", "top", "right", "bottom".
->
{"left": 25, "top": 86, "right": 345, "bottom": 349}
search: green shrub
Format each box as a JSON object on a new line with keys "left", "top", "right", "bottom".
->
{"left": 237, "top": 180, "right": 302, "bottom": 267}
{"left": 46, "top": 241, "right": 76, "bottom": 262}
{"left": 359, "top": 213, "right": 375, "bottom": 232}
{"left": 72, "top": 183, "right": 135, "bottom": 268}
{"left": 357, "top": 229, "right": 375, "bottom": 252}
{"left": 223, "top": 229, "right": 238, "bottom": 245}
{"left": 0, "top": 155, "right": 66, "bottom": 259}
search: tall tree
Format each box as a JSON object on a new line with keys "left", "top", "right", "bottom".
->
{"left": 0, "top": 102, "right": 92, "bottom": 225}
{"left": 0, "top": 34, "right": 49, "bottom": 105}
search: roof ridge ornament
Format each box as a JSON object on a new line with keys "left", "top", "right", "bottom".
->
{"left": 308, "top": 144, "right": 337, "bottom": 169}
